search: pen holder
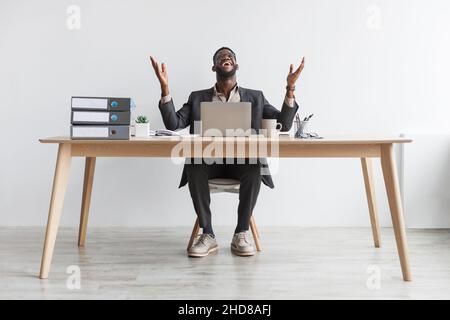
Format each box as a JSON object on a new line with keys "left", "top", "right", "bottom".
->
{"left": 294, "top": 120, "right": 308, "bottom": 138}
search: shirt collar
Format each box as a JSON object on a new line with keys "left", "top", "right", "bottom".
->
{"left": 213, "top": 83, "right": 239, "bottom": 96}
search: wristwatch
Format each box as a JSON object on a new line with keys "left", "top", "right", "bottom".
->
{"left": 286, "top": 85, "right": 296, "bottom": 91}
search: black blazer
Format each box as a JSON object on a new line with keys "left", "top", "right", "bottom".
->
{"left": 158, "top": 86, "right": 299, "bottom": 188}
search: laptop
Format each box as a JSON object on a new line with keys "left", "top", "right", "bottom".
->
{"left": 200, "top": 102, "right": 252, "bottom": 137}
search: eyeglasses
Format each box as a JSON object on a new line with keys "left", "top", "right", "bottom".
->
{"left": 214, "top": 53, "right": 236, "bottom": 63}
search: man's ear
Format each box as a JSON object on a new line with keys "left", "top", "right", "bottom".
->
{"left": 212, "top": 65, "right": 216, "bottom": 72}
{"left": 235, "top": 64, "right": 239, "bottom": 71}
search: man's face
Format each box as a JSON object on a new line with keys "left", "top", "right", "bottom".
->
{"left": 213, "top": 49, "right": 238, "bottom": 78}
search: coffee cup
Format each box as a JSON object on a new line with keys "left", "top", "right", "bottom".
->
{"left": 261, "top": 119, "right": 282, "bottom": 138}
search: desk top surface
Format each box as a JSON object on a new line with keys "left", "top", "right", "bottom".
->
{"left": 40, "top": 135, "right": 413, "bottom": 144}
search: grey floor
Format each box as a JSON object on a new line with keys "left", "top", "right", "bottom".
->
{"left": 0, "top": 227, "right": 449, "bottom": 299}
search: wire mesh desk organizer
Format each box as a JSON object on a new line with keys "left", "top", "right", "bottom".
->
{"left": 294, "top": 113, "right": 323, "bottom": 139}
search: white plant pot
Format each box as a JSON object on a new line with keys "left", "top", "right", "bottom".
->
{"left": 135, "top": 123, "right": 150, "bottom": 137}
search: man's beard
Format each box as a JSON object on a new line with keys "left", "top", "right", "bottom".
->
{"left": 216, "top": 65, "right": 237, "bottom": 79}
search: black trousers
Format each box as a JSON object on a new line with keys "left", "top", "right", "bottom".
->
{"left": 185, "top": 159, "right": 262, "bottom": 234}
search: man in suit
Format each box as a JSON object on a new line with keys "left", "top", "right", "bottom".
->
{"left": 150, "top": 47, "right": 304, "bottom": 257}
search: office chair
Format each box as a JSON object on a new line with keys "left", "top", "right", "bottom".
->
{"left": 187, "top": 178, "right": 262, "bottom": 252}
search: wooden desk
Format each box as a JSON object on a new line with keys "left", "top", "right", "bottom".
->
{"left": 38, "top": 135, "right": 413, "bottom": 280}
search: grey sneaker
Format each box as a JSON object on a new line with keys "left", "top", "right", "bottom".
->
{"left": 188, "top": 234, "right": 218, "bottom": 257}
{"left": 231, "top": 232, "right": 256, "bottom": 256}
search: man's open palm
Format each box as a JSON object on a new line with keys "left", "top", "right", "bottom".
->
{"left": 287, "top": 57, "right": 305, "bottom": 87}
{"left": 150, "top": 56, "right": 168, "bottom": 88}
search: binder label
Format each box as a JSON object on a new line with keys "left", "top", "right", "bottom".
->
{"left": 73, "top": 111, "right": 110, "bottom": 122}
{"left": 72, "top": 126, "right": 109, "bottom": 138}
{"left": 72, "top": 98, "right": 108, "bottom": 110}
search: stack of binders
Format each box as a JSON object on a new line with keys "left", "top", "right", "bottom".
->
{"left": 70, "top": 97, "right": 135, "bottom": 140}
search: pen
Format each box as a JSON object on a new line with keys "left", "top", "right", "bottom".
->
{"left": 306, "top": 114, "right": 314, "bottom": 121}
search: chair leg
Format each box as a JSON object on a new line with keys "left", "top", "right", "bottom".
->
{"left": 187, "top": 217, "right": 200, "bottom": 251}
{"left": 249, "top": 215, "right": 261, "bottom": 252}
{"left": 251, "top": 215, "right": 260, "bottom": 238}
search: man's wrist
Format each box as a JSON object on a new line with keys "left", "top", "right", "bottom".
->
{"left": 286, "top": 83, "right": 295, "bottom": 98}
{"left": 161, "top": 85, "right": 170, "bottom": 97}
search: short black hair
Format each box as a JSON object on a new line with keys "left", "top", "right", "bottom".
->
{"left": 213, "top": 47, "right": 236, "bottom": 63}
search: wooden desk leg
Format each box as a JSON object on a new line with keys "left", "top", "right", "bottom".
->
{"left": 78, "top": 157, "right": 96, "bottom": 247}
{"left": 39, "top": 143, "right": 72, "bottom": 279}
{"left": 380, "top": 144, "right": 412, "bottom": 281}
{"left": 361, "top": 158, "right": 381, "bottom": 248}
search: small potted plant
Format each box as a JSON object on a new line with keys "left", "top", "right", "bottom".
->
{"left": 135, "top": 115, "right": 150, "bottom": 137}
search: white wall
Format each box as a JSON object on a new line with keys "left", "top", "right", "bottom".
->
{"left": 1, "top": 0, "right": 449, "bottom": 227}
{"left": 404, "top": 134, "right": 450, "bottom": 228}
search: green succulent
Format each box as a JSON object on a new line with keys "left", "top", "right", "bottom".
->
{"left": 135, "top": 115, "right": 149, "bottom": 124}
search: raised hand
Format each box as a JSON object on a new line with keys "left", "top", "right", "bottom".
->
{"left": 150, "top": 56, "right": 169, "bottom": 96}
{"left": 287, "top": 57, "right": 305, "bottom": 88}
